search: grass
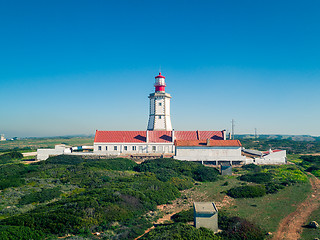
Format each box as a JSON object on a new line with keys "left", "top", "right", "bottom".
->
{"left": 0, "top": 137, "right": 93, "bottom": 151}
{"left": 193, "top": 173, "right": 312, "bottom": 233}
{"left": 301, "top": 205, "right": 320, "bottom": 240}
{"left": 287, "top": 154, "right": 303, "bottom": 164}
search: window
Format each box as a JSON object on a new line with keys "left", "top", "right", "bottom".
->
{"left": 98, "top": 146, "right": 101, "bottom": 151}
{"left": 124, "top": 146, "right": 127, "bottom": 151}
{"left": 159, "top": 116, "right": 162, "bottom": 119}
{"left": 132, "top": 146, "right": 137, "bottom": 151}
{"left": 159, "top": 102, "right": 162, "bottom": 106}
{"left": 152, "top": 146, "right": 156, "bottom": 151}
{"left": 114, "top": 146, "right": 118, "bottom": 151}
{"left": 105, "top": 146, "right": 108, "bottom": 151}
{"left": 139, "top": 146, "right": 143, "bottom": 151}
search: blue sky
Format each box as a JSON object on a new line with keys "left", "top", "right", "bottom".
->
{"left": 0, "top": 0, "right": 319, "bottom": 137}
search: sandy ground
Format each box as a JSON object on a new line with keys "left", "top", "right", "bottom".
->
{"left": 22, "top": 152, "right": 37, "bottom": 157}
{"left": 272, "top": 173, "right": 320, "bottom": 240}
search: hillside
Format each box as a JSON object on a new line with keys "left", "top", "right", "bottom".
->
{"left": 0, "top": 151, "right": 315, "bottom": 239}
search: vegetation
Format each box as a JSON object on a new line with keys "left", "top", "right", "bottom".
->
{"left": 171, "top": 208, "right": 194, "bottom": 223}
{"left": 0, "top": 151, "right": 23, "bottom": 165}
{"left": 227, "top": 185, "right": 266, "bottom": 198}
{"left": 240, "top": 138, "right": 320, "bottom": 154}
{"left": 0, "top": 137, "right": 93, "bottom": 151}
{"left": 135, "top": 158, "right": 220, "bottom": 182}
{"left": 19, "top": 187, "right": 62, "bottom": 205}
{"left": 299, "top": 155, "right": 320, "bottom": 177}
{"left": 140, "top": 223, "right": 222, "bottom": 240}
{"left": 0, "top": 156, "right": 221, "bottom": 239}
{"left": 0, "top": 225, "right": 45, "bottom": 240}
{"left": 218, "top": 212, "right": 265, "bottom": 240}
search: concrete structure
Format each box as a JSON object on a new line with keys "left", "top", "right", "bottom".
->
{"left": 147, "top": 72, "right": 172, "bottom": 131}
{"left": 37, "top": 144, "right": 93, "bottom": 160}
{"left": 243, "top": 148, "right": 287, "bottom": 165}
{"left": 194, "top": 202, "right": 218, "bottom": 232}
{"left": 174, "top": 139, "right": 246, "bottom": 165}
{"left": 37, "top": 144, "right": 72, "bottom": 160}
{"left": 220, "top": 162, "right": 232, "bottom": 175}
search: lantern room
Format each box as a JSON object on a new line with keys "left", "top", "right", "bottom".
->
{"left": 154, "top": 72, "right": 166, "bottom": 92}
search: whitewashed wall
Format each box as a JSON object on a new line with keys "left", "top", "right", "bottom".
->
{"left": 94, "top": 142, "right": 175, "bottom": 155}
{"left": 245, "top": 150, "right": 286, "bottom": 165}
{"left": 174, "top": 146, "right": 246, "bottom": 162}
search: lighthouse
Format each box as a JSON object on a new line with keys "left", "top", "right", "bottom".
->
{"left": 147, "top": 72, "right": 173, "bottom": 131}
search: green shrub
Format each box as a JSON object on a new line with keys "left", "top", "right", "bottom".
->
{"left": 140, "top": 223, "right": 222, "bottom": 240}
{"left": 19, "top": 187, "right": 62, "bottom": 205}
{"left": 171, "top": 208, "right": 193, "bottom": 223}
{"left": 0, "top": 225, "right": 45, "bottom": 240}
{"left": 0, "top": 151, "right": 23, "bottom": 164}
{"left": 169, "top": 177, "right": 193, "bottom": 190}
{"left": 218, "top": 212, "right": 265, "bottom": 240}
{"left": 264, "top": 182, "right": 285, "bottom": 194}
{"left": 240, "top": 172, "right": 272, "bottom": 184}
{"left": 135, "top": 159, "right": 219, "bottom": 182}
{"left": 242, "top": 164, "right": 262, "bottom": 173}
{"left": 84, "top": 158, "right": 137, "bottom": 171}
{"left": 45, "top": 155, "right": 84, "bottom": 165}
{"left": 227, "top": 185, "right": 266, "bottom": 198}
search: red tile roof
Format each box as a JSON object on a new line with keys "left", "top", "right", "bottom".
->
{"left": 175, "top": 140, "right": 242, "bottom": 147}
{"left": 148, "top": 131, "right": 172, "bottom": 143}
{"left": 94, "top": 131, "right": 146, "bottom": 143}
{"left": 262, "top": 149, "right": 284, "bottom": 154}
{"left": 94, "top": 130, "right": 224, "bottom": 143}
{"left": 175, "top": 131, "right": 224, "bottom": 140}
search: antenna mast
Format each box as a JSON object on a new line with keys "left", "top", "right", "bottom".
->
{"left": 231, "top": 119, "right": 235, "bottom": 139}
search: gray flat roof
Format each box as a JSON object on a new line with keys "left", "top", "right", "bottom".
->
{"left": 194, "top": 202, "right": 218, "bottom": 214}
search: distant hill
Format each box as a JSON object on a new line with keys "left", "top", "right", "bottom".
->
{"left": 235, "top": 134, "right": 320, "bottom": 142}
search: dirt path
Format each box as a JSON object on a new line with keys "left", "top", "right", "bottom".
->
{"left": 272, "top": 173, "right": 320, "bottom": 240}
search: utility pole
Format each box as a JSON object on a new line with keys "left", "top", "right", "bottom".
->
{"left": 255, "top": 128, "right": 257, "bottom": 140}
{"left": 231, "top": 119, "right": 235, "bottom": 140}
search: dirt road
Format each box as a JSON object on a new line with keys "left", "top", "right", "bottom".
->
{"left": 272, "top": 173, "right": 320, "bottom": 240}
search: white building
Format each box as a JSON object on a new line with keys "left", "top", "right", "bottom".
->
{"left": 243, "top": 148, "right": 287, "bottom": 165}
{"left": 94, "top": 130, "right": 226, "bottom": 157}
{"left": 93, "top": 72, "right": 245, "bottom": 164}
{"left": 38, "top": 72, "right": 285, "bottom": 165}
{"left": 174, "top": 139, "right": 246, "bottom": 165}
{"left": 37, "top": 144, "right": 72, "bottom": 161}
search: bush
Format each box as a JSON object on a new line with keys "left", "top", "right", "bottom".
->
{"left": 0, "top": 151, "right": 24, "bottom": 165}
{"left": 19, "top": 187, "right": 62, "bottom": 205}
{"left": 264, "top": 182, "right": 285, "bottom": 194}
{"left": 240, "top": 172, "right": 272, "bottom": 184}
{"left": 227, "top": 185, "right": 266, "bottom": 198}
{"left": 140, "top": 223, "right": 221, "bottom": 240}
{"left": 45, "top": 155, "right": 84, "bottom": 165}
{"left": 171, "top": 208, "right": 193, "bottom": 223}
{"left": 242, "top": 164, "right": 262, "bottom": 173}
{"left": 135, "top": 159, "right": 219, "bottom": 183}
{"left": 0, "top": 225, "right": 45, "bottom": 240}
{"left": 218, "top": 212, "right": 265, "bottom": 240}
{"left": 84, "top": 158, "right": 137, "bottom": 171}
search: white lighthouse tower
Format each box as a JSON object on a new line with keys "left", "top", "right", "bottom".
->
{"left": 147, "top": 72, "right": 173, "bottom": 131}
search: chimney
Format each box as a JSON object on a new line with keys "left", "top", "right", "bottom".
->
{"left": 146, "top": 131, "right": 149, "bottom": 143}
{"left": 206, "top": 138, "right": 210, "bottom": 146}
{"left": 222, "top": 129, "right": 226, "bottom": 140}
{"left": 172, "top": 129, "right": 175, "bottom": 143}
